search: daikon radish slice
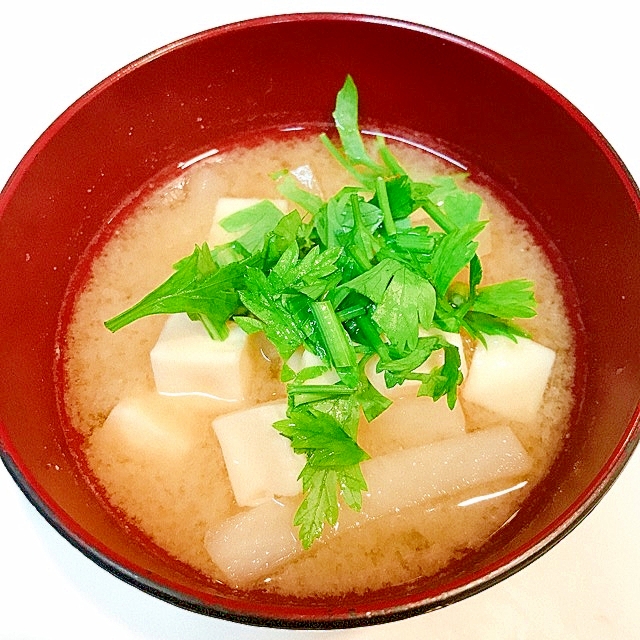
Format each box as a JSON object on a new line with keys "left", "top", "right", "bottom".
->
{"left": 205, "top": 499, "right": 300, "bottom": 585}
{"left": 462, "top": 334, "right": 556, "bottom": 423}
{"left": 354, "top": 425, "right": 530, "bottom": 521}
{"left": 205, "top": 425, "right": 530, "bottom": 585}
{"left": 212, "top": 401, "right": 305, "bottom": 507}
{"left": 150, "top": 313, "right": 248, "bottom": 402}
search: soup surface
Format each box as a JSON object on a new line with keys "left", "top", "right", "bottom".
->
{"left": 60, "top": 132, "right": 577, "bottom": 596}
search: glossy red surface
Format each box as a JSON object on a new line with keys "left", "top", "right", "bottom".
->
{"left": 1, "top": 13, "right": 639, "bottom": 628}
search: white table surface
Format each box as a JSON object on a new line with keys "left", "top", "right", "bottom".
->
{"left": 1, "top": 2, "right": 639, "bottom": 638}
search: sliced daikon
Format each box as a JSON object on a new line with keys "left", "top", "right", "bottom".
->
{"left": 205, "top": 425, "right": 530, "bottom": 585}
{"left": 355, "top": 424, "right": 530, "bottom": 520}
{"left": 212, "top": 401, "right": 305, "bottom": 507}
{"left": 204, "top": 499, "right": 300, "bottom": 584}
{"left": 150, "top": 313, "right": 248, "bottom": 402}
{"left": 462, "top": 334, "right": 556, "bottom": 423}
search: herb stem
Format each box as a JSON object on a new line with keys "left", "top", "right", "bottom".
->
{"left": 353, "top": 313, "right": 391, "bottom": 361}
{"left": 375, "top": 176, "right": 396, "bottom": 236}
{"left": 310, "top": 300, "right": 359, "bottom": 387}
{"left": 319, "top": 133, "right": 373, "bottom": 187}
{"left": 419, "top": 198, "right": 457, "bottom": 234}
{"left": 376, "top": 135, "right": 406, "bottom": 175}
{"left": 337, "top": 303, "right": 368, "bottom": 323}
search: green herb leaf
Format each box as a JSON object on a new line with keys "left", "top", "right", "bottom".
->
{"left": 105, "top": 74, "right": 540, "bottom": 551}
{"left": 331, "top": 75, "right": 385, "bottom": 173}
{"left": 473, "top": 279, "right": 537, "bottom": 318}
{"left": 372, "top": 267, "right": 437, "bottom": 352}
{"left": 428, "top": 221, "right": 486, "bottom": 296}
{"left": 426, "top": 175, "right": 483, "bottom": 227}
{"left": 220, "top": 199, "right": 284, "bottom": 253}
{"left": 239, "top": 268, "right": 307, "bottom": 359}
{"left": 104, "top": 244, "right": 246, "bottom": 339}
{"left": 293, "top": 467, "right": 339, "bottom": 549}
{"left": 275, "top": 173, "right": 324, "bottom": 217}
{"left": 275, "top": 407, "right": 369, "bottom": 548}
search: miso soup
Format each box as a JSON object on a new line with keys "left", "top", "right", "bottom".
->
{"left": 59, "top": 132, "right": 578, "bottom": 596}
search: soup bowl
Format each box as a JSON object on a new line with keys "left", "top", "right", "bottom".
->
{"left": 1, "top": 13, "right": 639, "bottom": 629}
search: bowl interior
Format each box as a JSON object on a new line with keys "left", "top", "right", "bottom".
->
{"left": 1, "top": 14, "right": 639, "bottom": 628}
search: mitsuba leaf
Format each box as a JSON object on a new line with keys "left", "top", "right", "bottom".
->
{"left": 331, "top": 75, "right": 384, "bottom": 173}
{"left": 275, "top": 407, "right": 369, "bottom": 549}
{"left": 343, "top": 257, "right": 401, "bottom": 302}
{"left": 337, "top": 464, "right": 367, "bottom": 512}
{"left": 473, "top": 279, "right": 537, "bottom": 318}
{"left": 371, "top": 174, "right": 415, "bottom": 220}
{"left": 275, "top": 408, "right": 369, "bottom": 468}
{"left": 428, "top": 221, "right": 486, "bottom": 296}
{"left": 463, "top": 311, "right": 532, "bottom": 344}
{"left": 416, "top": 342, "right": 463, "bottom": 408}
{"left": 293, "top": 467, "right": 339, "bottom": 549}
{"left": 239, "top": 267, "right": 306, "bottom": 359}
{"left": 356, "top": 371, "right": 393, "bottom": 422}
{"left": 104, "top": 243, "right": 246, "bottom": 339}
{"left": 372, "top": 266, "right": 437, "bottom": 352}
{"left": 275, "top": 173, "right": 324, "bottom": 217}
{"left": 426, "top": 175, "right": 483, "bottom": 227}
{"left": 219, "top": 199, "right": 284, "bottom": 253}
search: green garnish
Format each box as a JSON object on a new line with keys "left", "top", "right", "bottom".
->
{"left": 104, "top": 75, "right": 537, "bottom": 549}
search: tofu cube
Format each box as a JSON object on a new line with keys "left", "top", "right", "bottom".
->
{"left": 208, "top": 197, "right": 288, "bottom": 247}
{"left": 212, "top": 401, "right": 305, "bottom": 507}
{"left": 286, "top": 347, "right": 340, "bottom": 385}
{"left": 462, "top": 334, "right": 556, "bottom": 423}
{"left": 150, "top": 313, "right": 248, "bottom": 403}
{"left": 362, "top": 395, "right": 466, "bottom": 455}
{"left": 98, "top": 394, "right": 194, "bottom": 463}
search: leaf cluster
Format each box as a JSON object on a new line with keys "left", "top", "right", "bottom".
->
{"left": 104, "top": 75, "right": 537, "bottom": 549}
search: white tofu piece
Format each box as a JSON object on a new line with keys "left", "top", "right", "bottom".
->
{"left": 208, "top": 197, "right": 288, "bottom": 246}
{"left": 364, "top": 395, "right": 466, "bottom": 454}
{"left": 150, "top": 313, "right": 248, "bottom": 402}
{"left": 205, "top": 425, "right": 531, "bottom": 585}
{"left": 365, "top": 329, "right": 467, "bottom": 400}
{"left": 212, "top": 401, "right": 305, "bottom": 507}
{"left": 99, "top": 394, "right": 194, "bottom": 463}
{"left": 286, "top": 347, "right": 340, "bottom": 385}
{"left": 462, "top": 334, "right": 556, "bottom": 423}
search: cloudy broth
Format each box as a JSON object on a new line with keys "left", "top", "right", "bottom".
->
{"left": 59, "top": 132, "right": 578, "bottom": 596}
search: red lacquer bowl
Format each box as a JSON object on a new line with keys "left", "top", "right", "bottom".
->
{"left": 1, "top": 13, "right": 639, "bottom": 629}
